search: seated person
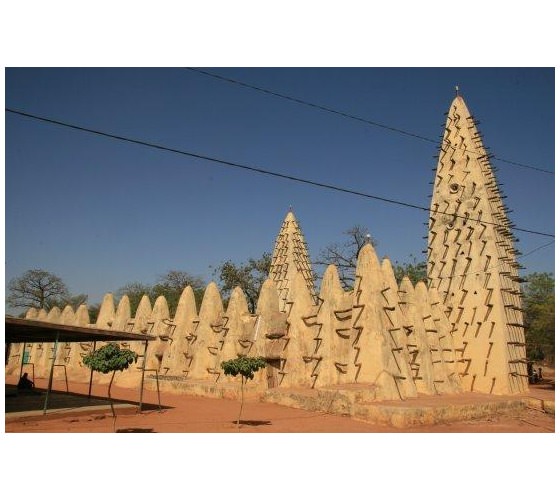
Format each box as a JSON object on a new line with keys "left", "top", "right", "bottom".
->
{"left": 17, "top": 372, "right": 34, "bottom": 391}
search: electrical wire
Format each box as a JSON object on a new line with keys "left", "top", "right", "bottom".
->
{"left": 519, "top": 240, "right": 556, "bottom": 259}
{"left": 185, "top": 68, "right": 554, "bottom": 175}
{"left": 185, "top": 68, "right": 437, "bottom": 145}
{"left": 433, "top": 240, "right": 555, "bottom": 280}
{"left": 6, "top": 107, "right": 555, "bottom": 239}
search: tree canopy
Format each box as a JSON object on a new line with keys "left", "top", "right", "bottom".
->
{"left": 393, "top": 255, "right": 427, "bottom": 285}
{"left": 7, "top": 269, "right": 87, "bottom": 312}
{"left": 116, "top": 270, "right": 205, "bottom": 316}
{"left": 213, "top": 253, "right": 271, "bottom": 313}
{"left": 221, "top": 356, "right": 267, "bottom": 381}
{"left": 82, "top": 342, "right": 138, "bottom": 374}
{"left": 314, "top": 225, "right": 373, "bottom": 290}
{"left": 221, "top": 355, "right": 267, "bottom": 429}
{"left": 314, "top": 226, "right": 426, "bottom": 289}
{"left": 522, "top": 272, "right": 554, "bottom": 363}
{"left": 82, "top": 343, "right": 138, "bottom": 430}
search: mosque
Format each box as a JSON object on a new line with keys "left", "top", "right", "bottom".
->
{"left": 6, "top": 93, "right": 528, "bottom": 409}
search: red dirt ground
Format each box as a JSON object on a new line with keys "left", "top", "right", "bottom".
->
{"left": 4, "top": 373, "right": 555, "bottom": 433}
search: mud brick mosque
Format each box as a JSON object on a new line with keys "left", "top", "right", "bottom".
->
{"left": 6, "top": 94, "right": 529, "bottom": 401}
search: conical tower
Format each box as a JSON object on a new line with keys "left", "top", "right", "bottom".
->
{"left": 427, "top": 93, "right": 527, "bottom": 395}
{"left": 269, "top": 210, "right": 317, "bottom": 313}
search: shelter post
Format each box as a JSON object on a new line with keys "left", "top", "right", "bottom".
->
{"left": 18, "top": 342, "right": 27, "bottom": 380}
{"left": 138, "top": 339, "right": 149, "bottom": 412}
{"left": 43, "top": 331, "right": 60, "bottom": 415}
{"left": 87, "top": 341, "right": 97, "bottom": 399}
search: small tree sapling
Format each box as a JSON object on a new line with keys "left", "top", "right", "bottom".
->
{"left": 83, "top": 343, "right": 137, "bottom": 431}
{"left": 221, "top": 355, "right": 266, "bottom": 429}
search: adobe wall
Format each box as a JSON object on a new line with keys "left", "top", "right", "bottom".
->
{"left": 8, "top": 242, "right": 468, "bottom": 401}
{"left": 6, "top": 94, "right": 528, "bottom": 399}
{"left": 427, "top": 95, "right": 527, "bottom": 394}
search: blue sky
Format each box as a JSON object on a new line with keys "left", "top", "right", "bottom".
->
{"left": 4, "top": 67, "right": 555, "bottom": 311}
{"left": 1, "top": 1, "right": 558, "bottom": 493}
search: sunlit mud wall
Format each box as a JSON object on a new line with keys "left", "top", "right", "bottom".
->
{"left": 427, "top": 95, "right": 528, "bottom": 395}
{"left": 6, "top": 95, "right": 528, "bottom": 399}
{"left": 8, "top": 209, "right": 466, "bottom": 400}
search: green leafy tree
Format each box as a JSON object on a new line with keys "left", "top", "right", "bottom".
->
{"left": 393, "top": 255, "right": 427, "bottom": 285}
{"left": 7, "top": 269, "right": 70, "bottom": 311}
{"left": 116, "top": 270, "right": 205, "bottom": 317}
{"left": 83, "top": 343, "right": 138, "bottom": 431}
{"left": 522, "top": 272, "right": 555, "bottom": 363}
{"left": 221, "top": 355, "right": 267, "bottom": 429}
{"left": 214, "top": 253, "right": 271, "bottom": 313}
{"left": 115, "top": 281, "right": 153, "bottom": 317}
{"left": 152, "top": 270, "right": 205, "bottom": 315}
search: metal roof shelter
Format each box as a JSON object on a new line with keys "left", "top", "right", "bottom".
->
{"left": 5, "top": 317, "right": 158, "bottom": 414}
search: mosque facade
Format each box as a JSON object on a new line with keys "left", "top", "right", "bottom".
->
{"left": 6, "top": 94, "right": 528, "bottom": 399}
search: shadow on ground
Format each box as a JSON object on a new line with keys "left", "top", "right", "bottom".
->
{"left": 5, "top": 384, "right": 171, "bottom": 414}
{"left": 235, "top": 420, "right": 272, "bottom": 426}
{"left": 533, "top": 380, "right": 555, "bottom": 391}
{"left": 116, "top": 428, "right": 155, "bottom": 433}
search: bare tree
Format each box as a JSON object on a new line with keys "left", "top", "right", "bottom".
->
{"left": 48, "top": 293, "right": 89, "bottom": 311}
{"left": 7, "top": 269, "right": 69, "bottom": 311}
{"left": 314, "top": 225, "right": 374, "bottom": 290}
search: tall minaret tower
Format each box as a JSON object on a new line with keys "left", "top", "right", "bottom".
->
{"left": 427, "top": 91, "right": 527, "bottom": 395}
{"left": 269, "top": 210, "right": 317, "bottom": 313}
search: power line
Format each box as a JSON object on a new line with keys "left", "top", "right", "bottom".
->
{"left": 185, "top": 68, "right": 437, "bottom": 145}
{"left": 519, "top": 240, "right": 555, "bottom": 259}
{"left": 6, "top": 107, "right": 555, "bottom": 239}
{"left": 185, "top": 68, "right": 554, "bottom": 176}
{"left": 437, "top": 240, "right": 555, "bottom": 280}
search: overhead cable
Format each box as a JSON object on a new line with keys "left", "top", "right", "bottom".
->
{"left": 6, "top": 107, "right": 555, "bottom": 239}
{"left": 185, "top": 68, "right": 554, "bottom": 175}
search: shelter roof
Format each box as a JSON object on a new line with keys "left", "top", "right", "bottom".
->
{"left": 5, "top": 317, "right": 156, "bottom": 344}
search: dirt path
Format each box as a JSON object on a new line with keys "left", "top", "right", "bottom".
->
{"left": 5, "top": 375, "right": 555, "bottom": 433}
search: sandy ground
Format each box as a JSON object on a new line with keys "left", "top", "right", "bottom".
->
{"left": 4, "top": 372, "right": 555, "bottom": 433}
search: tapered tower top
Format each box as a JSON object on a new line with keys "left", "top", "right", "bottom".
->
{"left": 426, "top": 92, "right": 526, "bottom": 395}
{"left": 269, "top": 210, "right": 316, "bottom": 312}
